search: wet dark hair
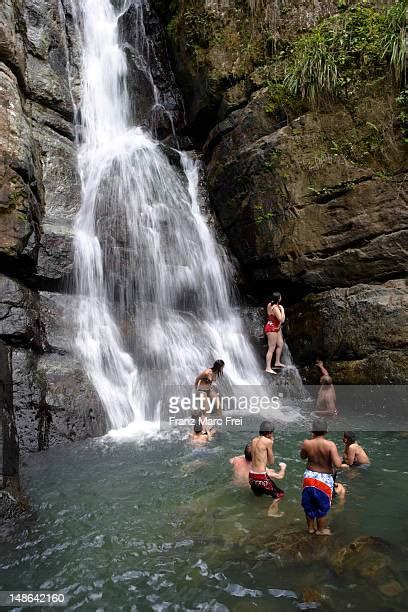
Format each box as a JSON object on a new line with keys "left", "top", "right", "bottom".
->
{"left": 312, "top": 418, "right": 327, "bottom": 435}
{"left": 244, "top": 443, "right": 252, "bottom": 461}
{"left": 194, "top": 421, "right": 203, "bottom": 434}
{"left": 271, "top": 292, "right": 281, "bottom": 304}
{"left": 259, "top": 420, "right": 274, "bottom": 436}
{"left": 211, "top": 360, "right": 225, "bottom": 375}
{"left": 344, "top": 431, "right": 356, "bottom": 444}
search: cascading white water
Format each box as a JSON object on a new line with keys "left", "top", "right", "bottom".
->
{"left": 73, "top": 0, "right": 266, "bottom": 430}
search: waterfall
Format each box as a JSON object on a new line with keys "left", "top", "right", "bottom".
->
{"left": 72, "top": 0, "right": 264, "bottom": 431}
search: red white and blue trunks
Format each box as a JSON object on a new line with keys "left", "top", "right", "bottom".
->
{"left": 248, "top": 471, "right": 285, "bottom": 499}
{"left": 301, "top": 469, "right": 334, "bottom": 518}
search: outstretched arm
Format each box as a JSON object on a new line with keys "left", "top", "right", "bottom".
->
{"left": 267, "top": 462, "right": 286, "bottom": 480}
{"left": 316, "top": 360, "right": 329, "bottom": 377}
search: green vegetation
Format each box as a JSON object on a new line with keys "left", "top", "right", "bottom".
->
{"left": 396, "top": 89, "right": 408, "bottom": 143}
{"left": 263, "top": 1, "right": 407, "bottom": 112}
{"left": 263, "top": 149, "right": 281, "bottom": 170}
{"left": 381, "top": 0, "right": 407, "bottom": 82}
{"left": 254, "top": 204, "right": 275, "bottom": 224}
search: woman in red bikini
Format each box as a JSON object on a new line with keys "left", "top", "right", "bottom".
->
{"left": 264, "top": 292, "right": 285, "bottom": 374}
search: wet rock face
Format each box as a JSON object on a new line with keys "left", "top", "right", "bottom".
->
{"left": 0, "top": 0, "right": 107, "bottom": 466}
{"left": 0, "top": 340, "right": 19, "bottom": 485}
{"left": 157, "top": 1, "right": 408, "bottom": 383}
{"left": 12, "top": 349, "right": 106, "bottom": 454}
{"left": 0, "top": 275, "right": 106, "bottom": 453}
{"left": 118, "top": 0, "right": 185, "bottom": 139}
{"left": 206, "top": 89, "right": 407, "bottom": 297}
{"left": 285, "top": 280, "right": 408, "bottom": 384}
{"left": 0, "top": 0, "right": 80, "bottom": 285}
{"left": 206, "top": 92, "right": 407, "bottom": 383}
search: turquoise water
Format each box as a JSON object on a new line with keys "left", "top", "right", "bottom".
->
{"left": 1, "top": 431, "right": 408, "bottom": 610}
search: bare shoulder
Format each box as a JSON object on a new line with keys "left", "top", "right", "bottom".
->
{"left": 327, "top": 440, "right": 340, "bottom": 453}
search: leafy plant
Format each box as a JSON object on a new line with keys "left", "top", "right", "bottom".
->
{"left": 254, "top": 204, "right": 275, "bottom": 224}
{"left": 283, "top": 30, "right": 339, "bottom": 106}
{"left": 396, "top": 89, "right": 408, "bottom": 143}
{"left": 281, "top": 2, "right": 407, "bottom": 107}
{"left": 381, "top": 0, "right": 407, "bottom": 84}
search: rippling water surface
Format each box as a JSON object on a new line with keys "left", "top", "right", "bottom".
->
{"left": 2, "top": 431, "right": 408, "bottom": 610}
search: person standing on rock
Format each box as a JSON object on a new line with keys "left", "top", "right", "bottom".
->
{"left": 264, "top": 292, "right": 285, "bottom": 374}
{"left": 300, "top": 419, "right": 343, "bottom": 535}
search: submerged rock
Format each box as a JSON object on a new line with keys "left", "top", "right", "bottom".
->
{"left": 255, "top": 527, "right": 336, "bottom": 563}
{"left": 378, "top": 580, "right": 404, "bottom": 598}
{"left": 330, "top": 535, "right": 392, "bottom": 577}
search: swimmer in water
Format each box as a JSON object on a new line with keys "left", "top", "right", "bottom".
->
{"left": 315, "top": 360, "right": 337, "bottom": 416}
{"left": 230, "top": 442, "right": 286, "bottom": 487}
{"left": 189, "top": 420, "right": 214, "bottom": 444}
{"left": 230, "top": 443, "right": 253, "bottom": 486}
{"left": 194, "top": 359, "right": 225, "bottom": 417}
{"left": 342, "top": 431, "right": 370, "bottom": 466}
{"left": 333, "top": 481, "right": 346, "bottom": 505}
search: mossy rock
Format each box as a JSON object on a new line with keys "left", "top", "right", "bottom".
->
{"left": 330, "top": 535, "right": 392, "bottom": 577}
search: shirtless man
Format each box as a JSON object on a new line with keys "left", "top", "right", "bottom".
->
{"left": 300, "top": 419, "right": 343, "bottom": 535}
{"left": 248, "top": 421, "right": 285, "bottom": 516}
{"left": 230, "top": 442, "right": 286, "bottom": 487}
{"left": 315, "top": 360, "right": 337, "bottom": 416}
{"left": 342, "top": 431, "right": 370, "bottom": 466}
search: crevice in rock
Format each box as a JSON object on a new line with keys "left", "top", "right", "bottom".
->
{"left": 304, "top": 228, "right": 408, "bottom": 261}
{"left": 32, "top": 114, "right": 75, "bottom": 142}
{"left": 307, "top": 175, "right": 374, "bottom": 204}
{"left": 0, "top": 58, "right": 27, "bottom": 96}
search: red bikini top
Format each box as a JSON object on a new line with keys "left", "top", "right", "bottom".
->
{"left": 268, "top": 305, "right": 282, "bottom": 323}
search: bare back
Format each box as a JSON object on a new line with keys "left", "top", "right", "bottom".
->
{"left": 251, "top": 435, "right": 274, "bottom": 471}
{"left": 344, "top": 442, "right": 370, "bottom": 466}
{"left": 300, "top": 436, "right": 342, "bottom": 473}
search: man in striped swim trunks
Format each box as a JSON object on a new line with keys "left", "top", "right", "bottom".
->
{"left": 300, "top": 419, "right": 343, "bottom": 535}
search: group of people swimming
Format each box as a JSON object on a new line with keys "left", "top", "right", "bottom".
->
{"left": 230, "top": 419, "right": 370, "bottom": 533}
{"left": 189, "top": 290, "right": 371, "bottom": 533}
{"left": 190, "top": 357, "right": 370, "bottom": 534}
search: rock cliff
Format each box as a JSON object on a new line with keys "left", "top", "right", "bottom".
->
{"left": 0, "top": 0, "right": 186, "bottom": 482}
{"left": 156, "top": 0, "right": 407, "bottom": 382}
{"left": 0, "top": 0, "right": 407, "bottom": 493}
{"left": 0, "top": 0, "right": 106, "bottom": 483}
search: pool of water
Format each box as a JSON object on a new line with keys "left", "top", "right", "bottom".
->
{"left": 1, "top": 430, "right": 408, "bottom": 611}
